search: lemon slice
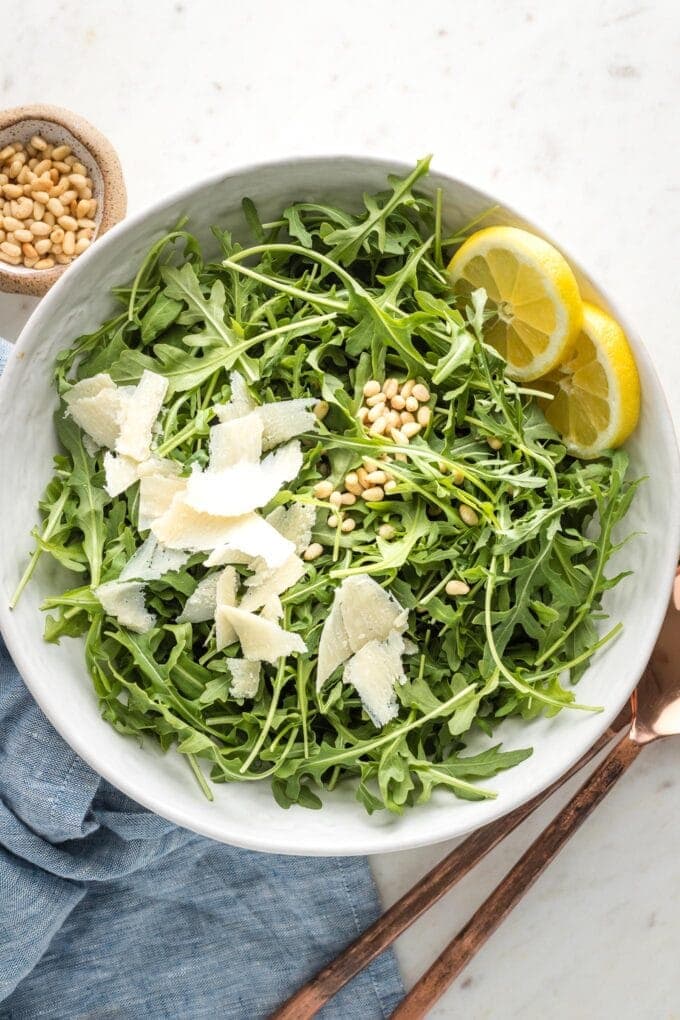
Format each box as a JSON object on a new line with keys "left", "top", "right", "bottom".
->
{"left": 537, "top": 302, "right": 640, "bottom": 458}
{"left": 447, "top": 225, "right": 583, "bottom": 381}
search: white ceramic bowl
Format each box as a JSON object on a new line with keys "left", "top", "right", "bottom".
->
{"left": 1, "top": 157, "right": 678, "bottom": 856}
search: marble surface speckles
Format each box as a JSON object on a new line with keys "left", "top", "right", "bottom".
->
{"left": 1, "top": 1, "right": 679, "bottom": 1016}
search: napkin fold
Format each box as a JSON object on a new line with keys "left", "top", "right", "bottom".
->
{"left": 0, "top": 337, "right": 404, "bottom": 1019}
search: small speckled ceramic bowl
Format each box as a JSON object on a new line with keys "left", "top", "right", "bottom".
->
{"left": 0, "top": 104, "right": 126, "bottom": 296}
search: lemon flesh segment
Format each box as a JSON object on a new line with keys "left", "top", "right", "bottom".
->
{"left": 538, "top": 302, "right": 641, "bottom": 459}
{"left": 447, "top": 226, "right": 583, "bottom": 381}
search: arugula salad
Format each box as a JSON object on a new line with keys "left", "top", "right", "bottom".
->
{"left": 15, "top": 157, "right": 637, "bottom": 814}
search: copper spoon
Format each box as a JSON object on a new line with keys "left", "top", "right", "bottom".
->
{"left": 392, "top": 566, "right": 680, "bottom": 1018}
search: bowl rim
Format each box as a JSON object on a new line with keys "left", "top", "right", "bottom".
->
{"left": 1, "top": 153, "right": 679, "bottom": 855}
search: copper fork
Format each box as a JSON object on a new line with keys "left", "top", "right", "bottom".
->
{"left": 392, "top": 565, "right": 680, "bottom": 1018}
{"left": 274, "top": 567, "right": 679, "bottom": 1020}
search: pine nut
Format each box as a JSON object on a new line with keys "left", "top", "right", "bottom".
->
{"left": 22, "top": 241, "right": 38, "bottom": 259}
{"left": 362, "top": 457, "right": 381, "bottom": 472}
{"left": 8, "top": 159, "right": 23, "bottom": 179}
{"left": 367, "top": 470, "right": 388, "bottom": 485}
{"left": 63, "top": 230, "right": 76, "bottom": 256}
{"left": 58, "top": 214, "right": 77, "bottom": 231}
{"left": 14, "top": 228, "right": 32, "bottom": 243}
{"left": 314, "top": 400, "right": 329, "bottom": 420}
{"left": 52, "top": 178, "right": 68, "bottom": 196}
{"left": 417, "top": 406, "right": 431, "bottom": 427}
{"left": 31, "top": 135, "right": 47, "bottom": 151}
{"left": 401, "top": 379, "right": 416, "bottom": 399}
{"left": 400, "top": 411, "right": 415, "bottom": 424}
{"left": 34, "top": 257, "right": 55, "bottom": 269}
{"left": 313, "top": 480, "right": 334, "bottom": 500}
{"left": 55, "top": 253, "right": 73, "bottom": 265}
{"left": 361, "top": 486, "right": 385, "bottom": 502}
{"left": 357, "top": 468, "right": 370, "bottom": 488}
{"left": 340, "top": 517, "right": 356, "bottom": 533}
{"left": 69, "top": 173, "right": 88, "bottom": 189}
{"left": 0, "top": 240, "right": 21, "bottom": 257}
{"left": 367, "top": 401, "right": 386, "bottom": 422}
{"left": 459, "top": 504, "right": 479, "bottom": 527}
{"left": 61, "top": 190, "right": 77, "bottom": 205}
{"left": 34, "top": 158, "right": 51, "bottom": 176}
{"left": 0, "top": 146, "right": 16, "bottom": 161}
{"left": 384, "top": 479, "right": 398, "bottom": 494}
{"left": 51, "top": 145, "right": 71, "bottom": 161}
{"left": 390, "top": 427, "right": 409, "bottom": 445}
{"left": 80, "top": 186, "right": 92, "bottom": 200}
{"left": 50, "top": 227, "right": 65, "bottom": 244}
{"left": 383, "top": 378, "right": 399, "bottom": 399}
{"left": 3, "top": 183, "right": 23, "bottom": 198}
{"left": 2, "top": 215, "right": 21, "bottom": 231}
{"left": 30, "top": 221, "right": 50, "bottom": 236}
{"left": 446, "top": 580, "right": 471, "bottom": 597}
{"left": 378, "top": 524, "right": 396, "bottom": 540}
{"left": 31, "top": 190, "right": 50, "bottom": 204}
{"left": 32, "top": 201, "right": 45, "bottom": 220}
{"left": 401, "top": 422, "right": 422, "bottom": 439}
{"left": 340, "top": 492, "right": 357, "bottom": 506}
{"left": 35, "top": 238, "right": 52, "bottom": 255}
{"left": 44, "top": 212, "right": 56, "bottom": 226}
{"left": 303, "top": 542, "right": 324, "bottom": 561}
{"left": 385, "top": 410, "right": 401, "bottom": 430}
{"left": 327, "top": 514, "right": 339, "bottom": 528}
{"left": 390, "top": 394, "right": 406, "bottom": 410}
{"left": 405, "top": 395, "right": 419, "bottom": 413}
{"left": 366, "top": 392, "right": 385, "bottom": 407}
{"left": 0, "top": 230, "right": 4, "bottom": 243}
{"left": 412, "top": 383, "right": 430, "bottom": 402}
{"left": 0, "top": 251, "right": 21, "bottom": 265}
{"left": 74, "top": 237, "right": 91, "bottom": 255}
{"left": 487, "top": 436, "right": 503, "bottom": 450}
{"left": 363, "top": 380, "right": 382, "bottom": 398}
{"left": 395, "top": 452, "right": 408, "bottom": 462}
{"left": 72, "top": 162, "right": 87, "bottom": 176}
{"left": 369, "top": 416, "right": 388, "bottom": 436}
{"left": 87, "top": 198, "right": 97, "bottom": 217}
{"left": 357, "top": 406, "right": 369, "bottom": 424}
{"left": 47, "top": 197, "right": 64, "bottom": 217}
{"left": 329, "top": 491, "right": 343, "bottom": 507}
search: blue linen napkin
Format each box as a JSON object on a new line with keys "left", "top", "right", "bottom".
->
{"left": 0, "top": 338, "right": 404, "bottom": 1019}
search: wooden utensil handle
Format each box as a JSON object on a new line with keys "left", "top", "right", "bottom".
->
{"left": 391, "top": 734, "right": 643, "bottom": 1019}
{"left": 270, "top": 715, "right": 627, "bottom": 1020}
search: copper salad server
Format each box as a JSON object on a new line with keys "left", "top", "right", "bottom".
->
{"left": 274, "top": 567, "right": 680, "bottom": 1019}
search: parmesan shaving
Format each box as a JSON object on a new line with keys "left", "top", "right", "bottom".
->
{"left": 240, "top": 554, "right": 305, "bottom": 612}
{"left": 183, "top": 441, "right": 302, "bottom": 517}
{"left": 119, "top": 535, "right": 189, "bottom": 582}
{"left": 177, "top": 573, "right": 220, "bottom": 624}
{"left": 94, "top": 580, "right": 156, "bottom": 634}
{"left": 215, "top": 566, "right": 239, "bottom": 650}
{"left": 209, "top": 413, "right": 263, "bottom": 470}
{"left": 220, "top": 605, "right": 307, "bottom": 663}
{"left": 256, "top": 398, "right": 317, "bottom": 451}
{"left": 227, "top": 658, "right": 261, "bottom": 699}
{"left": 116, "top": 370, "right": 168, "bottom": 462}
{"left": 342, "top": 632, "right": 408, "bottom": 727}
{"left": 138, "top": 473, "right": 186, "bottom": 532}
{"left": 213, "top": 371, "right": 256, "bottom": 422}
{"left": 266, "top": 503, "right": 317, "bottom": 555}
{"left": 103, "top": 452, "right": 139, "bottom": 497}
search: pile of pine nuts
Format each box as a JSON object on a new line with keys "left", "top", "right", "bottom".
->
{"left": 0, "top": 135, "right": 98, "bottom": 270}
{"left": 358, "top": 378, "right": 431, "bottom": 446}
{"left": 313, "top": 455, "right": 398, "bottom": 538}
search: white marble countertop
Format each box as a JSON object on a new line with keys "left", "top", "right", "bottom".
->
{"left": 2, "top": 1, "right": 679, "bottom": 1016}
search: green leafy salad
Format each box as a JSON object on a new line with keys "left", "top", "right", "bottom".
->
{"left": 15, "top": 157, "right": 637, "bottom": 814}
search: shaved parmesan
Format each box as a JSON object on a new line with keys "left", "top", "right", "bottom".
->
{"left": 215, "top": 566, "right": 239, "bottom": 650}
{"left": 343, "top": 632, "right": 407, "bottom": 727}
{"left": 339, "top": 575, "right": 407, "bottom": 652}
{"left": 316, "top": 596, "right": 353, "bottom": 691}
{"left": 214, "top": 371, "right": 256, "bottom": 422}
{"left": 137, "top": 456, "right": 181, "bottom": 478}
{"left": 138, "top": 474, "right": 186, "bottom": 531}
{"left": 64, "top": 372, "right": 116, "bottom": 404}
{"left": 205, "top": 547, "right": 253, "bottom": 567}
{"left": 209, "top": 412, "right": 263, "bottom": 470}
{"left": 104, "top": 452, "right": 139, "bottom": 497}
{"left": 67, "top": 389, "right": 125, "bottom": 448}
{"left": 119, "top": 535, "right": 189, "bottom": 582}
{"left": 184, "top": 441, "right": 302, "bottom": 517}
{"left": 177, "top": 573, "right": 220, "bottom": 624}
{"left": 155, "top": 503, "right": 294, "bottom": 567}
{"left": 116, "top": 370, "right": 168, "bottom": 462}
{"left": 259, "top": 595, "right": 284, "bottom": 622}
{"left": 266, "top": 503, "right": 317, "bottom": 555}
{"left": 240, "top": 554, "right": 305, "bottom": 612}
{"left": 316, "top": 574, "right": 408, "bottom": 690}
{"left": 227, "top": 658, "right": 261, "bottom": 699}
{"left": 94, "top": 580, "right": 155, "bottom": 634}
{"left": 256, "top": 399, "right": 317, "bottom": 451}
{"left": 220, "top": 605, "right": 306, "bottom": 663}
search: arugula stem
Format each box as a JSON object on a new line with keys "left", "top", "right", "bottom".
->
{"left": 239, "top": 658, "right": 287, "bottom": 774}
{"left": 186, "top": 753, "right": 214, "bottom": 801}
{"left": 10, "top": 486, "right": 70, "bottom": 609}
